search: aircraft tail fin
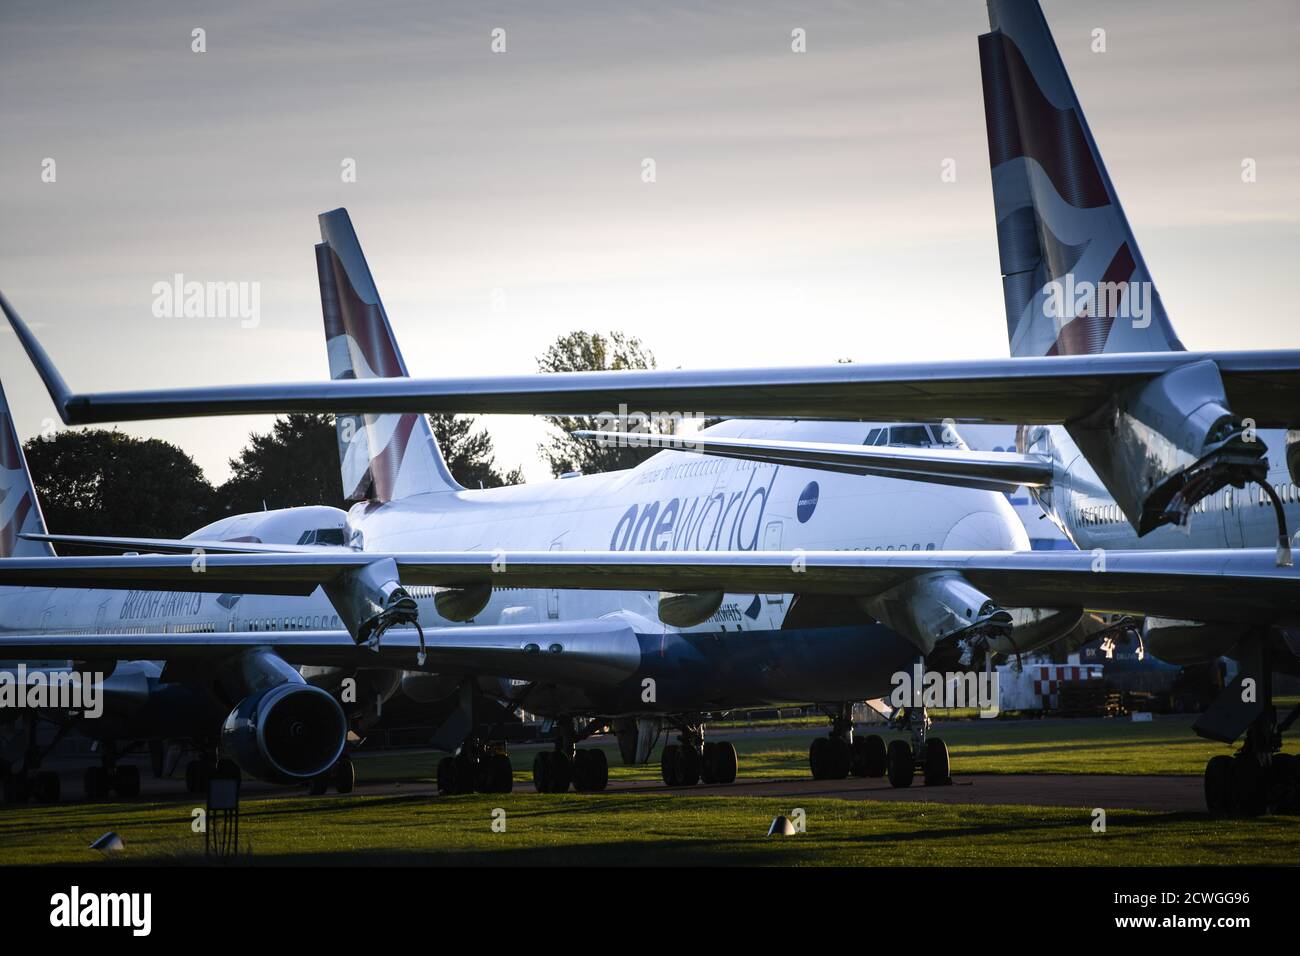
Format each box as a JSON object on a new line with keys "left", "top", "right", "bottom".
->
{"left": 979, "top": 0, "right": 1184, "bottom": 357}
{"left": 315, "top": 208, "right": 462, "bottom": 502}
{"left": 0, "top": 379, "right": 55, "bottom": 557}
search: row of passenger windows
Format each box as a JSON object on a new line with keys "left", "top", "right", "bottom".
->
{"left": 1079, "top": 482, "right": 1300, "bottom": 527}
{"left": 247, "top": 615, "right": 341, "bottom": 631}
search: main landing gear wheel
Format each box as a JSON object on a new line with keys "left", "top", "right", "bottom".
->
{"left": 660, "top": 743, "right": 702, "bottom": 786}
{"left": 809, "top": 736, "right": 852, "bottom": 780}
{"left": 532, "top": 751, "right": 573, "bottom": 793}
{"left": 851, "top": 735, "right": 887, "bottom": 778}
{"left": 702, "top": 741, "right": 737, "bottom": 785}
{"left": 923, "top": 737, "right": 951, "bottom": 787}
{"left": 1204, "top": 755, "right": 1234, "bottom": 814}
{"left": 887, "top": 740, "right": 914, "bottom": 789}
{"left": 572, "top": 749, "right": 609, "bottom": 792}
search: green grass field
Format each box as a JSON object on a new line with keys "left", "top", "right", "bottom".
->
{"left": 4, "top": 791, "right": 1296, "bottom": 867}
{"left": 355, "top": 714, "right": 1278, "bottom": 787}
{"left": 2, "top": 715, "right": 1295, "bottom": 866}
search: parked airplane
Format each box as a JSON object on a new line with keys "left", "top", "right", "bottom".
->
{"left": 0, "top": 0, "right": 1297, "bottom": 814}
{"left": 572, "top": 0, "right": 1300, "bottom": 813}
{"left": 3, "top": 204, "right": 1296, "bottom": 812}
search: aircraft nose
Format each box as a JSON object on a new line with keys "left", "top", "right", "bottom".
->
{"left": 942, "top": 510, "right": 1026, "bottom": 551}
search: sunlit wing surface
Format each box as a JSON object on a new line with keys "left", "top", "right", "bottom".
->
{"left": 3, "top": 293, "right": 1297, "bottom": 428}
{"left": 22, "top": 533, "right": 325, "bottom": 554}
{"left": 0, "top": 619, "right": 641, "bottom": 688}
{"left": 573, "top": 430, "right": 1053, "bottom": 491}
{"left": 0, "top": 548, "right": 1294, "bottom": 623}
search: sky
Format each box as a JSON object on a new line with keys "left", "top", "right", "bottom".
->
{"left": 1, "top": 0, "right": 1297, "bottom": 487}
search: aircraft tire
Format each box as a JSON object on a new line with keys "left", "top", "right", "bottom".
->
{"left": 923, "top": 738, "right": 951, "bottom": 786}
{"left": 713, "top": 741, "right": 738, "bottom": 784}
{"left": 887, "top": 740, "right": 913, "bottom": 789}
{"left": 451, "top": 754, "right": 476, "bottom": 795}
{"left": 334, "top": 756, "right": 355, "bottom": 794}
{"left": 84, "top": 766, "right": 110, "bottom": 802}
{"left": 550, "top": 752, "right": 573, "bottom": 793}
{"left": 661, "top": 744, "right": 681, "bottom": 787}
{"left": 532, "top": 752, "right": 552, "bottom": 793}
{"left": 853, "top": 735, "right": 887, "bottom": 777}
{"left": 808, "top": 737, "right": 828, "bottom": 779}
{"left": 308, "top": 773, "right": 330, "bottom": 796}
{"left": 113, "top": 765, "right": 141, "bottom": 799}
{"left": 700, "top": 742, "right": 718, "bottom": 784}
{"left": 437, "top": 756, "right": 455, "bottom": 795}
{"left": 676, "top": 746, "right": 701, "bottom": 786}
{"left": 32, "top": 771, "right": 60, "bottom": 803}
{"left": 1231, "top": 755, "right": 1265, "bottom": 816}
{"left": 490, "top": 754, "right": 514, "bottom": 793}
{"left": 585, "top": 749, "right": 608, "bottom": 791}
{"left": 1204, "top": 755, "right": 1234, "bottom": 814}
{"left": 826, "top": 737, "right": 851, "bottom": 779}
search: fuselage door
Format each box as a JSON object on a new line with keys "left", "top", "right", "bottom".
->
{"left": 547, "top": 541, "right": 561, "bottom": 619}
{"left": 763, "top": 520, "right": 784, "bottom": 606}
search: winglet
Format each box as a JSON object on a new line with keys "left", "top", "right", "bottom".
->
{"left": 0, "top": 291, "right": 74, "bottom": 423}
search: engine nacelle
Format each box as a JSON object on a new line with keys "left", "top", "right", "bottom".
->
{"left": 988, "top": 606, "right": 1086, "bottom": 658}
{"left": 1142, "top": 617, "right": 1247, "bottom": 666}
{"left": 658, "top": 591, "right": 724, "bottom": 628}
{"left": 221, "top": 683, "right": 347, "bottom": 784}
{"left": 434, "top": 583, "right": 492, "bottom": 622}
{"left": 400, "top": 671, "right": 461, "bottom": 704}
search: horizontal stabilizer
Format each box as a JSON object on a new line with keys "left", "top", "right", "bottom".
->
{"left": 573, "top": 430, "right": 1053, "bottom": 491}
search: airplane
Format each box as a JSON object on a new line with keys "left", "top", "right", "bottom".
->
{"left": 0, "top": 0, "right": 1297, "bottom": 813}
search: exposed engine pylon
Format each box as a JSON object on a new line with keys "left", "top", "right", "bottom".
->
{"left": 322, "top": 557, "right": 426, "bottom": 663}
{"left": 860, "top": 571, "right": 1011, "bottom": 671}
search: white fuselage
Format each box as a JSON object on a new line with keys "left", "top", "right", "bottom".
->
{"left": 0, "top": 420, "right": 1028, "bottom": 641}
{"left": 1028, "top": 426, "right": 1300, "bottom": 553}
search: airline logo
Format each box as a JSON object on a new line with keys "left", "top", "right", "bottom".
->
{"left": 796, "top": 481, "right": 819, "bottom": 523}
{"left": 610, "top": 467, "right": 778, "bottom": 552}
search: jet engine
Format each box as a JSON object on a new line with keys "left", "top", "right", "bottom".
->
{"left": 658, "top": 591, "right": 724, "bottom": 628}
{"left": 221, "top": 682, "right": 347, "bottom": 784}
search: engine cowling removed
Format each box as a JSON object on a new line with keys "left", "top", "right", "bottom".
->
{"left": 221, "top": 683, "right": 347, "bottom": 784}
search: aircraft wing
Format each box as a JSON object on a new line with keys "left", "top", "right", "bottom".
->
{"left": 0, "top": 619, "right": 640, "bottom": 688}
{"left": 4, "top": 294, "right": 1298, "bottom": 427}
{"left": 572, "top": 430, "right": 1052, "bottom": 491}
{"left": 0, "top": 548, "right": 1294, "bottom": 624}
{"left": 21, "top": 533, "right": 325, "bottom": 554}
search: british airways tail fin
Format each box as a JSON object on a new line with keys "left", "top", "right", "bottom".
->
{"left": 979, "top": 0, "right": 1184, "bottom": 357}
{"left": 315, "top": 208, "right": 461, "bottom": 502}
{"left": 0, "top": 379, "right": 55, "bottom": 557}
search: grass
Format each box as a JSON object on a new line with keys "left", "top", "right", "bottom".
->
{"left": 354, "top": 714, "right": 1277, "bottom": 786}
{"left": 2, "top": 791, "right": 1295, "bottom": 867}
{"left": 3, "top": 714, "right": 1294, "bottom": 866}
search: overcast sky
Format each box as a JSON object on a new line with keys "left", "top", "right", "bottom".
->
{"left": 2, "top": 0, "right": 1296, "bottom": 487}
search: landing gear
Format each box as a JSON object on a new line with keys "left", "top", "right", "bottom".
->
{"left": 883, "top": 707, "right": 951, "bottom": 789}
{"left": 2, "top": 718, "right": 70, "bottom": 804}
{"left": 809, "top": 704, "right": 857, "bottom": 780}
{"left": 660, "top": 720, "right": 738, "bottom": 787}
{"left": 438, "top": 740, "right": 514, "bottom": 795}
{"left": 852, "top": 734, "right": 887, "bottom": 778}
{"left": 532, "top": 718, "right": 607, "bottom": 793}
{"left": 309, "top": 754, "right": 355, "bottom": 796}
{"left": 1198, "top": 636, "right": 1300, "bottom": 815}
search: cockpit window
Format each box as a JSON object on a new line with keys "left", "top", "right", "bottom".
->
{"left": 296, "top": 528, "right": 347, "bottom": 546}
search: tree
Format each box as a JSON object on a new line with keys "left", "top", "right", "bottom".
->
{"left": 22, "top": 429, "right": 215, "bottom": 550}
{"left": 536, "top": 331, "right": 663, "bottom": 476}
{"left": 428, "top": 414, "right": 523, "bottom": 488}
{"left": 217, "top": 413, "right": 345, "bottom": 515}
